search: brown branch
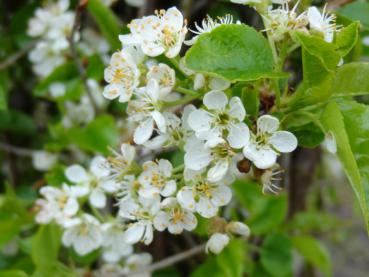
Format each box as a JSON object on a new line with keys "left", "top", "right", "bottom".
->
{"left": 0, "top": 41, "right": 37, "bottom": 70}
{"left": 125, "top": 243, "right": 206, "bottom": 276}
{"left": 68, "top": 0, "right": 99, "bottom": 114}
{"left": 0, "top": 142, "right": 34, "bottom": 156}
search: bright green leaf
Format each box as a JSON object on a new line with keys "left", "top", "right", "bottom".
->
{"left": 0, "top": 110, "right": 36, "bottom": 135}
{"left": 0, "top": 270, "right": 28, "bottom": 277}
{"left": 292, "top": 235, "right": 331, "bottom": 276}
{"left": 338, "top": 2, "right": 369, "bottom": 30}
{"left": 184, "top": 24, "right": 285, "bottom": 82}
{"left": 332, "top": 62, "right": 369, "bottom": 96}
{"left": 288, "top": 122, "right": 325, "bottom": 148}
{"left": 260, "top": 233, "right": 292, "bottom": 277}
{"left": 88, "top": 0, "right": 121, "bottom": 51}
{"left": 335, "top": 21, "right": 359, "bottom": 57}
{"left": 216, "top": 239, "right": 246, "bottom": 277}
{"left": 321, "top": 101, "right": 369, "bottom": 232}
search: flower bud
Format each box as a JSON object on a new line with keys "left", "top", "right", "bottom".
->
{"left": 205, "top": 233, "right": 230, "bottom": 255}
{"left": 226, "top": 222, "right": 250, "bottom": 237}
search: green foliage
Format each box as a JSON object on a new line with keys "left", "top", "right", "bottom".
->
{"left": 233, "top": 181, "right": 287, "bottom": 235}
{"left": 321, "top": 101, "right": 369, "bottom": 232}
{"left": 292, "top": 235, "right": 331, "bottom": 276}
{"left": 338, "top": 2, "right": 369, "bottom": 30}
{"left": 335, "top": 22, "right": 359, "bottom": 57}
{"left": 88, "top": 0, "right": 122, "bottom": 51}
{"left": 0, "top": 270, "right": 28, "bottom": 277}
{"left": 184, "top": 24, "right": 285, "bottom": 82}
{"left": 287, "top": 121, "right": 325, "bottom": 148}
{"left": 191, "top": 240, "right": 247, "bottom": 277}
{"left": 332, "top": 62, "right": 369, "bottom": 96}
{"left": 0, "top": 110, "right": 36, "bottom": 135}
{"left": 0, "top": 70, "right": 9, "bottom": 110}
{"left": 260, "top": 233, "right": 292, "bottom": 277}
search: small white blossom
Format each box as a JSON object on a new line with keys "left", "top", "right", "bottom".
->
{"left": 101, "top": 222, "right": 133, "bottom": 263}
{"left": 308, "top": 6, "right": 337, "bottom": 43}
{"left": 177, "top": 169, "right": 232, "bottom": 218}
{"left": 122, "top": 197, "right": 160, "bottom": 245}
{"left": 35, "top": 184, "right": 82, "bottom": 225}
{"left": 144, "top": 105, "right": 195, "bottom": 149}
{"left": 122, "top": 253, "right": 152, "bottom": 277}
{"left": 32, "top": 151, "right": 57, "bottom": 171}
{"left": 138, "top": 159, "right": 177, "bottom": 198}
{"left": 184, "top": 135, "right": 239, "bottom": 182}
{"left": 147, "top": 63, "right": 175, "bottom": 94}
{"left": 185, "top": 15, "right": 236, "bottom": 46}
{"left": 62, "top": 214, "right": 102, "bottom": 256}
{"left": 106, "top": 143, "right": 137, "bottom": 183}
{"left": 205, "top": 233, "right": 230, "bottom": 254}
{"left": 243, "top": 115, "right": 297, "bottom": 169}
{"left": 188, "top": 90, "right": 249, "bottom": 149}
{"left": 127, "top": 79, "right": 170, "bottom": 144}
{"left": 49, "top": 82, "right": 66, "bottom": 98}
{"left": 65, "top": 157, "right": 119, "bottom": 208}
{"left": 153, "top": 197, "right": 197, "bottom": 234}
{"left": 119, "top": 7, "right": 187, "bottom": 58}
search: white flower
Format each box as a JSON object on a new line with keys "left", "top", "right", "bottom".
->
{"left": 103, "top": 50, "right": 140, "bottom": 102}
{"left": 106, "top": 143, "right": 136, "bottom": 183}
{"left": 177, "top": 169, "right": 232, "bottom": 218}
{"left": 125, "top": 0, "right": 146, "bottom": 8}
{"left": 49, "top": 82, "right": 66, "bottom": 98}
{"left": 188, "top": 90, "right": 249, "bottom": 149}
{"left": 307, "top": 6, "right": 337, "bottom": 43}
{"left": 119, "top": 7, "right": 187, "bottom": 58}
{"left": 226, "top": 221, "right": 250, "bottom": 236}
{"left": 122, "top": 197, "right": 160, "bottom": 245}
{"left": 35, "top": 184, "right": 81, "bottom": 225}
{"left": 264, "top": 2, "right": 308, "bottom": 41}
{"left": 205, "top": 233, "right": 230, "bottom": 254}
{"left": 260, "top": 164, "right": 283, "bottom": 194}
{"left": 243, "top": 115, "right": 297, "bottom": 169}
{"left": 153, "top": 197, "right": 197, "bottom": 234}
{"left": 184, "top": 135, "right": 238, "bottom": 182}
{"left": 32, "top": 151, "right": 57, "bottom": 171}
{"left": 185, "top": 15, "right": 236, "bottom": 46}
{"left": 62, "top": 96, "right": 95, "bottom": 128}
{"left": 62, "top": 214, "right": 102, "bottom": 256}
{"left": 65, "top": 157, "right": 119, "bottom": 208}
{"left": 146, "top": 63, "right": 175, "bottom": 94}
{"left": 138, "top": 159, "right": 177, "bottom": 198}
{"left": 127, "top": 79, "right": 169, "bottom": 144}
{"left": 101, "top": 222, "right": 133, "bottom": 263}
{"left": 144, "top": 105, "right": 195, "bottom": 149}
{"left": 122, "top": 253, "right": 152, "bottom": 277}
{"left": 231, "top": 0, "right": 289, "bottom": 4}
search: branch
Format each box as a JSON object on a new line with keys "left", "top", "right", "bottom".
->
{"left": 68, "top": 0, "right": 99, "bottom": 114}
{"left": 0, "top": 142, "right": 34, "bottom": 156}
{"left": 126, "top": 243, "right": 205, "bottom": 276}
{"left": 0, "top": 41, "right": 37, "bottom": 70}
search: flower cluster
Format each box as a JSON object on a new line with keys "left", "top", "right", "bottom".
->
{"left": 33, "top": 1, "right": 342, "bottom": 267}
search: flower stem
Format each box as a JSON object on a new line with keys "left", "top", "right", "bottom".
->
{"left": 176, "top": 86, "right": 198, "bottom": 95}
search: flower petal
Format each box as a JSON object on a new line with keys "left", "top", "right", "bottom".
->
{"left": 203, "top": 90, "right": 228, "bottom": 111}
{"left": 134, "top": 118, "right": 154, "bottom": 144}
{"left": 207, "top": 159, "right": 229, "bottom": 182}
{"left": 270, "top": 131, "right": 298, "bottom": 153}
{"left": 65, "top": 165, "right": 88, "bottom": 183}
{"left": 89, "top": 189, "right": 107, "bottom": 208}
{"left": 243, "top": 143, "right": 277, "bottom": 169}
{"left": 90, "top": 156, "right": 109, "bottom": 178}
{"left": 188, "top": 109, "right": 212, "bottom": 132}
{"left": 228, "top": 97, "right": 246, "bottom": 121}
{"left": 257, "top": 115, "right": 279, "bottom": 134}
{"left": 227, "top": 122, "right": 250, "bottom": 149}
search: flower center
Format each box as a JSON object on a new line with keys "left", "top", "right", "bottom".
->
{"left": 196, "top": 182, "right": 213, "bottom": 199}
{"left": 172, "top": 208, "right": 184, "bottom": 224}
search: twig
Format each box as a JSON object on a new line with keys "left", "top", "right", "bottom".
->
{"left": 125, "top": 243, "right": 206, "bottom": 276}
{"left": 68, "top": 0, "right": 99, "bottom": 114}
{"left": 0, "top": 41, "right": 37, "bottom": 70}
{"left": 0, "top": 142, "right": 34, "bottom": 156}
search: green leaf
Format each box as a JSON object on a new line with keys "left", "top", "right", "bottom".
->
{"left": 233, "top": 181, "right": 287, "bottom": 235}
{"left": 292, "top": 236, "right": 331, "bottom": 276}
{"left": 260, "top": 233, "right": 292, "bottom": 277}
{"left": 332, "top": 62, "right": 369, "bottom": 96}
{"left": 184, "top": 24, "right": 285, "bottom": 82}
{"left": 0, "top": 70, "right": 9, "bottom": 110}
{"left": 31, "top": 224, "right": 62, "bottom": 269}
{"left": 216, "top": 240, "right": 246, "bottom": 277}
{"left": 0, "top": 270, "right": 28, "bottom": 277}
{"left": 0, "top": 110, "right": 36, "bottom": 135}
{"left": 288, "top": 122, "right": 325, "bottom": 148}
{"left": 190, "top": 258, "right": 223, "bottom": 277}
{"left": 88, "top": 0, "right": 121, "bottom": 51}
{"left": 33, "top": 62, "right": 78, "bottom": 97}
{"left": 293, "top": 32, "right": 341, "bottom": 71}
{"left": 338, "top": 2, "right": 369, "bottom": 30}
{"left": 320, "top": 101, "right": 369, "bottom": 232}
{"left": 86, "top": 54, "right": 105, "bottom": 80}
{"left": 335, "top": 22, "right": 359, "bottom": 57}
